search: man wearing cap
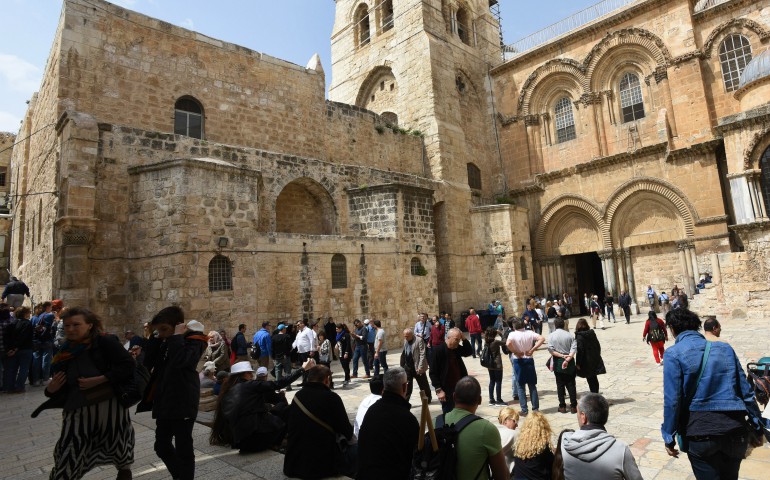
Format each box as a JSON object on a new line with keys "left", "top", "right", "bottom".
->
{"left": 351, "top": 319, "right": 370, "bottom": 379}
{"left": 271, "top": 323, "right": 293, "bottom": 389}
{"left": 253, "top": 321, "right": 272, "bottom": 368}
{"left": 365, "top": 319, "right": 377, "bottom": 372}
{"left": 1, "top": 276, "right": 30, "bottom": 308}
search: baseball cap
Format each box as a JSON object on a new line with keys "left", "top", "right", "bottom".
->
{"left": 364, "top": 319, "right": 370, "bottom": 325}
{"left": 256, "top": 366, "right": 268, "bottom": 377}
{"left": 277, "top": 324, "right": 286, "bottom": 330}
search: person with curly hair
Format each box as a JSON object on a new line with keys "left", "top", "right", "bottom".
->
{"left": 512, "top": 411, "right": 554, "bottom": 480}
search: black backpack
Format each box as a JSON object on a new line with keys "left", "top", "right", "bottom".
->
{"left": 647, "top": 320, "right": 665, "bottom": 343}
{"left": 250, "top": 341, "right": 261, "bottom": 360}
{"left": 479, "top": 344, "right": 492, "bottom": 368}
{"left": 412, "top": 414, "right": 482, "bottom": 480}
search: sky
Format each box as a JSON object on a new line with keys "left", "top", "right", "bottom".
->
{"left": 0, "top": 0, "right": 604, "bottom": 133}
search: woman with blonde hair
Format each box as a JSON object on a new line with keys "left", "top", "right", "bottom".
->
{"left": 204, "top": 330, "right": 230, "bottom": 372}
{"left": 498, "top": 406, "right": 521, "bottom": 473}
{"left": 512, "top": 411, "right": 554, "bottom": 480}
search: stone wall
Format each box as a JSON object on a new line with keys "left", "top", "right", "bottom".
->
{"left": 0, "top": 133, "right": 14, "bottom": 284}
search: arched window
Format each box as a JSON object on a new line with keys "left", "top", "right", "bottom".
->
{"left": 619, "top": 72, "right": 645, "bottom": 123}
{"left": 381, "top": 111, "right": 398, "bottom": 126}
{"left": 719, "top": 34, "right": 753, "bottom": 92}
{"left": 355, "top": 4, "right": 370, "bottom": 47}
{"left": 208, "top": 255, "right": 232, "bottom": 292}
{"left": 174, "top": 97, "right": 204, "bottom": 139}
{"left": 410, "top": 257, "right": 423, "bottom": 276}
{"left": 520, "top": 256, "right": 528, "bottom": 280}
{"left": 331, "top": 254, "right": 347, "bottom": 289}
{"left": 381, "top": 0, "right": 394, "bottom": 32}
{"left": 467, "top": 163, "right": 481, "bottom": 190}
{"left": 456, "top": 7, "right": 471, "bottom": 45}
{"left": 554, "top": 97, "right": 576, "bottom": 143}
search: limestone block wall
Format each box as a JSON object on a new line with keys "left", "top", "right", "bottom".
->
{"left": 629, "top": 243, "right": 685, "bottom": 303}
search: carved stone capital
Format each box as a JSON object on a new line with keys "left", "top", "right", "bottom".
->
{"left": 524, "top": 115, "right": 540, "bottom": 126}
{"left": 654, "top": 66, "right": 668, "bottom": 84}
{"left": 578, "top": 92, "right": 602, "bottom": 106}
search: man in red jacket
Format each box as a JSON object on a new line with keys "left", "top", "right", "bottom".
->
{"left": 466, "top": 308, "right": 482, "bottom": 358}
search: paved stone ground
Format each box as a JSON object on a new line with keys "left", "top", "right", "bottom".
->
{"left": 3, "top": 312, "right": 769, "bottom": 479}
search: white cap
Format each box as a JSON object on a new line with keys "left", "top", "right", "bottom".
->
{"left": 256, "top": 366, "right": 268, "bottom": 377}
{"left": 364, "top": 319, "right": 370, "bottom": 325}
{"left": 230, "top": 361, "right": 255, "bottom": 376}
{"left": 186, "top": 320, "right": 205, "bottom": 332}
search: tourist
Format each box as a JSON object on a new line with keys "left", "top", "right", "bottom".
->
{"left": 324, "top": 316, "right": 337, "bottom": 360}
{"left": 437, "top": 376, "right": 509, "bottom": 480}
{"left": 574, "top": 318, "right": 605, "bottom": 393}
{"left": 511, "top": 411, "right": 554, "bottom": 480}
{"left": 317, "top": 331, "right": 332, "bottom": 372}
{"left": 204, "top": 330, "right": 230, "bottom": 372}
{"left": 465, "top": 308, "right": 482, "bottom": 358}
{"left": 1, "top": 276, "right": 30, "bottom": 308}
{"left": 506, "top": 319, "right": 545, "bottom": 415}
{"left": 336, "top": 323, "right": 352, "bottom": 386}
{"left": 498, "top": 406, "right": 520, "bottom": 472}
{"left": 138, "top": 306, "right": 208, "bottom": 480}
{"left": 232, "top": 323, "right": 249, "bottom": 363}
{"left": 351, "top": 319, "right": 370, "bottom": 379}
{"left": 354, "top": 375, "right": 383, "bottom": 436}
{"left": 200, "top": 366, "right": 216, "bottom": 388}
{"left": 292, "top": 318, "right": 317, "bottom": 364}
{"left": 400, "top": 327, "right": 431, "bottom": 402}
{"left": 703, "top": 316, "right": 721, "bottom": 342}
{"left": 123, "top": 329, "right": 145, "bottom": 350}
{"left": 414, "top": 313, "right": 430, "bottom": 341}
{"left": 430, "top": 327, "right": 473, "bottom": 413}
{"left": 271, "top": 323, "right": 293, "bottom": 388}
{"left": 646, "top": 285, "right": 656, "bottom": 310}
{"left": 2, "top": 305, "right": 32, "bottom": 393}
{"left": 0, "top": 304, "right": 13, "bottom": 390}
{"left": 284, "top": 365, "right": 357, "bottom": 478}
{"left": 429, "top": 314, "right": 446, "bottom": 348}
{"left": 483, "top": 326, "right": 506, "bottom": 406}
{"left": 604, "top": 291, "right": 616, "bottom": 323}
{"left": 618, "top": 290, "right": 632, "bottom": 324}
{"left": 642, "top": 311, "right": 667, "bottom": 366}
{"left": 365, "top": 318, "right": 376, "bottom": 370}
{"left": 562, "top": 393, "right": 643, "bottom": 480}
{"left": 38, "top": 307, "right": 135, "bottom": 480}
{"left": 583, "top": 293, "right": 590, "bottom": 315}
{"left": 210, "top": 360, "right": 308, "bottom": 453}
{"left": 589, "top": 295, "right": 604, "bottom": 330}
{"left": 659, "top": 290, "right": 670, "bottom": 314}
{"left": 252, "top": 321, "right": 272, "bottom": 368}
{"left": 545, "top": 300, "right": 557, "bottom": 334}
{"left": 372, "top": 319, "right": 388, "bottom": 376}
{"left": 31, "top": 301, "right": 56, "bottom": 386}
{"left": 357, "top": 367, "right": 419, "bottom": 480}
{"left": 548, "top": 317, "right": 578, "bottom": 414}
{"left": 662, "top": 308, "right": 766, "bottom": 479}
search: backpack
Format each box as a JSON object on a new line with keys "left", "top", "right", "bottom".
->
{"left": 33, "top": 316, "right": 51, "bottom": 342}
{"left": 412, "top": 414, "right": 482, "bottom": 480}
{"left": 647, "top": 320, "right": 665, "bottom": 343}
{"left": 479, "top": 344, "right": 492, "bottom": 368}
{"left": 250, "top": 341, "right": 261, "bottom": 360}
{"left": 747, "top": 362, "right": 770, "bottom": 406}
{"left": 117, "top": 362, "right": 151, "bottom": 409}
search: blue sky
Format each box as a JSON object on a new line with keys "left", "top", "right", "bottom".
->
{"left": 0, "top": 0, "right": 603, "bottom": 132}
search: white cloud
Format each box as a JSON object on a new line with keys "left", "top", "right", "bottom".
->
{"left": 0, "top": 111, "right": 22, "bottom": 134}
{"left": 180, "top": 18, "right": 194, "bottom": 30}
{"left": 0, "top": 53, "right": 41, "bottom": 93}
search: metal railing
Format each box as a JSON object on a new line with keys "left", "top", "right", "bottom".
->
{"left": 504, "top": 0, "right": 641, "bottom": 57}
{"left": 694, "top": 0, "right": 734, "bottom": 12}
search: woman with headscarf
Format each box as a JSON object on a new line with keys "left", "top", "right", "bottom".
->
{"left": 204, "top": 330, "right": 230, "bottom": 372}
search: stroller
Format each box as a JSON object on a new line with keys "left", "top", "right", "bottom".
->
{"left": 747, "top": 357, "right": 770, "bottom": 407}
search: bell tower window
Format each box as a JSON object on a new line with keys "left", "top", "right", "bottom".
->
{"left": 355, "top": 4, "right": 371, "bottom": 48}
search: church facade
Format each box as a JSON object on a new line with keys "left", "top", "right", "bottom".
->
{"left": 8, "top": 0, "right": 770, "bottom": 335}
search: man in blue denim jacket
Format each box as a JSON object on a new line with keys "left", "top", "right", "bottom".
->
{"left": 662, "top": 309, "right": 766, "bottom": 479}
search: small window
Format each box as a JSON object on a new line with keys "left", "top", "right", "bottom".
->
{"left": 208, "top": 255, "right": 233, "bottom": 292}
{"left": 0, "top": 167, "right": 6, "bottom": 187}
{"left": 554, "top": 97, "right": 576, "bottom": 143}
{"left": 467, "top": 163, "right": 481, "bottom": 190}
{"left": 719, "top": 34, "right": 753, "bottom": 92}
{"left": 520, "top": 256, "right": 528, "bottom": 280}
{"left": 410, "top": 257, "right": 423, "bottom": 276}
{"left": 619, "top": 72, "right": 645, "bottom": 123}
{"left": 456, "top": 7, "right": 471, "bottom": 45}
{"left": 381, "top": 0, "right": 394, "bottom": 32}
{"left": 331, "top": 254, "right": 347, "bottom": 289}
{"left": 355, "top": 4, "right": 370, "bottom": 47}
{"left": 174, "top": 97, "right": 204, "bottom": 139}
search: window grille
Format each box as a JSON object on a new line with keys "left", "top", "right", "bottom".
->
{"left": 174, "top": 97, "right": 204, "bottom": 139}
{"left": 331, "top": 254, "right": 347, "bottom": 289}
{"left": 719, "top": 34, "right": 752, "bottom": 92}
{"left": 467, "top": 163, "right": 482, "bottom": 190}
{"left": 619, "top": 73, "right": 645, "bottom": 123}
{"left": 208, "top": 255, "right": 233, "bottom": 292}
{"left": 554, "top": 97, "right": 576, "bottom": 143}
{"left": 410, "top": 257, "right": 422, "bottom": 276}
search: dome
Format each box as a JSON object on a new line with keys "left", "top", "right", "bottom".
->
{"left": 739, "top": 48, "right": 770, "bottom": 90}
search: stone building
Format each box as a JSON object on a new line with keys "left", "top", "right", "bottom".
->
{"left": 0, "top": 133, "right": 13, "bottom": 284}
{"left": 9, "top": 0, "right": 770, "bottom": 335}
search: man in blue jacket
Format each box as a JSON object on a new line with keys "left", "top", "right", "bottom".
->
{"left": 253, "top": 321, "right": 272, "bottom": 368}
{"left": 662, "top": 308, "right": 767, "bottom": 479}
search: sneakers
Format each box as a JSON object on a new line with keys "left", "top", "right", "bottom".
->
{"left": 658, "top": 363, "right": 663, "bottom": 367}
{"left": 495, "top": 399, "right": 506, "bottom": 406}
{"left": 489, "top": 400, "right": 497, "bottom": 406}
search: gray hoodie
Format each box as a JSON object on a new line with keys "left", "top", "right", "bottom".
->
{"left": 562, "top": 427, "right": 643, "bottom": 480}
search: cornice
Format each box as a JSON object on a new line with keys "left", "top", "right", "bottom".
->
{"left": 665, "top": 139, "right": 723, "bottom": 162}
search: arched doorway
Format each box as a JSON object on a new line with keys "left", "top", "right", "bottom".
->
{"left": 275, "top": 178, "right": 336, "bottom": 235}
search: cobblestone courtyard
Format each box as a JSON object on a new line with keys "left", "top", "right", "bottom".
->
{"left": 3, "top": 312, "right": 769, "bottom": 479}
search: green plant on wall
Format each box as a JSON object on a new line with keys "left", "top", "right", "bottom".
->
{"left": 414, "top": 264, "right": 428, "bottom": 276}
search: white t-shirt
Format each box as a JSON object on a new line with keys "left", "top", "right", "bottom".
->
{"left": 376, "top": 329, "right": 387, "bottom": 352}
{"left": 354, "top": 393, "right": 382, "bottom": 437}
{"left": 507, "top": 329, "right": 539, "bottom": 358}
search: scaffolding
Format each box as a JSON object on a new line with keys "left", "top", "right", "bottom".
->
{"left": 489, "top": 0, "right": 505, "bottom": 59}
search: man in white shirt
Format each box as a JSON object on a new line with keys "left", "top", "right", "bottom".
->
{"left": 372, "top": 320, "right": 388, "bottom": 376}
{"left": 506, "top": 319, "right": 545, "bottom": 415}
{"left": 353, "top": 375, "right": 384, "bottom": 436}
{"left": 293, "top": 319, "right": 317, "bottom": 364}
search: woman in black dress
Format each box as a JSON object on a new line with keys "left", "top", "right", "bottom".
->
{"left": 574, "top": 318, "right": 606, "bottom": 393}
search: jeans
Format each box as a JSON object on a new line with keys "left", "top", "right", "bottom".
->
{"left": 488, "top": 369, "right": 503, "bottom": 401}
{"left": 470, "top": 333, "right": 482, "bottom": 357}
{"left": 273, "top": 355, "right": 291, "bottom": 383}
{"left": 605, "top": 306, "right": 616, "bottom": 322}
{"left": 367, "top": 343, "right": 375, "bottom": 370}
{"left": 2, "top": 348, "right": 33, "bottom": 391}
{"left": 155, "top": 418, "right": 196, "bottom": 480}
{"left": 352, "top": 345, "right": 369, "bottom": 376}
{"left": 687, "top": 433, "right": 747, "bottom": 480}
{"left": 31, "top": 343, "right": 53, "bottom": 384}
{"left": 373, "top": 351, "right": 388, "bottom": 376}
{"left": 554, "top": 371, "right": 577, "bottom": 408}
{"left": 509, "top": 355, "right": 518, "bottom": 399}
{"left": 513, "top": 358, "right": 539, "bottom": 413}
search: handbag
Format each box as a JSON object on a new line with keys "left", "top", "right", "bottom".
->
{"left": 82, "top": 381, "right": 116, "bottom": 406}
{"left": 545, "top": 356, "right": 554, "bottom": 372}
{"left": 294, "top": 397, "right": 356, "bottom": 476}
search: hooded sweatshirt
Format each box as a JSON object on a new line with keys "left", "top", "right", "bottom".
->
{"left": 561, "top": 427, "right": 643, "bottom": 480}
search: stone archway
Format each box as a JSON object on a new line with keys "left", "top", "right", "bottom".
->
{"left": 275, "top": 178, "right": 337, "bottom": 235}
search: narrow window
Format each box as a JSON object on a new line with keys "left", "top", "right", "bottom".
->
{"left": 0, "top": 167, "right": 6, "bottom": 187}
{"left": 719, "top": 34, "right": 753, "bottom": 92}
{"left": 410, "top": 257, "right": 423, "bottom": 276}
{"left": 37, "top": 199, "right": 42, "bottom": 245}
{"left": 467, "top": 163, "right": 481, "bottom": 190}
{"left": 355, "top": 4, "right": 370, "bottom": 47}
{"left": 174, "top": 97, "right": 204, "bottom": 139}
{"left": 456, "top": 7, "right": 470, "bottom": 45}
{"left": 331, "top": 254, "right": 347, "bottom": 289}
{"left": 619, "top": 72, "right": 645, "bottom": 123}
{"left": 382, "top": 0, "right": 394, "bottom": 32}
{"left": 520, "top": 256, "right": 528, "bottom": 280}
{"left": 554, "top": 97, "right": 576, "bottom": 143}
{"left": 208, "top": 255, "right": 233, "bottom": 292}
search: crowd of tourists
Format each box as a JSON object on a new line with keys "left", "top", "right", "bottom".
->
{"left": 2, "top": 274, "right": 768, "bottom": 480}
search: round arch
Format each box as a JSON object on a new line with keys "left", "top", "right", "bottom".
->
{"left": 702, "top": 18, "right": 770, "bottom": 59}
{"left": 517, "top": 58, "right": 586, "bottom": 116}
{"left": 535, "top": 195, "right": 608, "bottom": 256}
{"left": 355, "top": 65, "right": 398, "bottom": 108}
{"left": 275, "top": 177, "right": 337, "bottom": 235}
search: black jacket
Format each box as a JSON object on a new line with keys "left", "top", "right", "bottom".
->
{"left": 429, "top": 340, "right": 472, "bottom": 392}
{"left": 284, "top": 382, "right": 353, "bottom": 479}
{"left": 357, "top": 391, "right": 419, "bottom": 480}
{"left": 575, "top": 329, "right": 606, "bottom": 378}
{"left": 2, "top": 280, "right": 30, "bottom": 298}
{"left": 271, "top": 332, "right": 292, "bottom": 358}
{"left": 8, "top": 318, "right": 33, "bottom": 350}
{"left": 618, "top": 293, "right": 632, "bottom": 309}
{"left": 338, "top": 331, "right": 352, "bottom": 357}
{"left": 138, "top": 331, "right": 207, "bottom": 419}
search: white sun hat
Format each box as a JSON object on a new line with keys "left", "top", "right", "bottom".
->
{"left": 230, "top": 361, "right": 255, "bottom": 376}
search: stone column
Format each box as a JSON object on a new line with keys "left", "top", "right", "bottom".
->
{"left": 678, "top": 242, "right": 694, "bottom": 296}
{"left": 581, "top": 93, "right": 603, "bottom": 157}
{"left": 689, "top": 246, "right": 700, "bottom": 288}
{"left": 525, "top": 115, "right": 541, "bottom": 175}
{"left": 540, "top": 264, "right": 549, "bottom": 296}
{"left": 547, "top": 262, "right": 556, "bottom": 297}
{"left": 555, "top": 262, "right": 564, "bottom": 295}
{"left": 623, "top": 248, "right": 637, "bottom": 304}
{"left": 710, "top": 253, "right": 721, "bottom": 285}
{"left": 655, "top": 67, "right": 678, "bottom": 137}
{"left": 606, "top": 254, "right": 617, "bottom": 295}
{"left": 599, "top": 254, "right": 609, "bottom": 292}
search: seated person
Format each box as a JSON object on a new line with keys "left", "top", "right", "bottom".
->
{"left": 200, "top": 366, "right": 216, "bottom": 388}
{"left": 213, "top": 370, "right": 228, "bottom": 395}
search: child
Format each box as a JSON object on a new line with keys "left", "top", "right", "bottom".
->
{"left": 137, "top": 307, "right": 207, "bottom": 480}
